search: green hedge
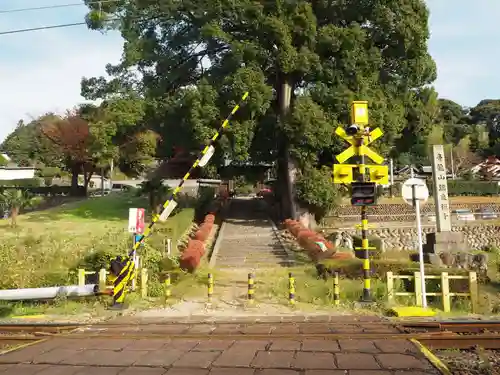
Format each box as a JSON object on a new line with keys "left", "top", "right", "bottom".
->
{"left": 425, "top": 180, "right": 498, "bottom": 196}
{"left": 390, "top": 180, "right": 499, "bottom": 197}
{"left": 444, "top": 180, "right": 498, "bottom": 196}
{"left": 0, "top": 186, "right": 86, "bottom": 196}
{"left": 0, "top": 178, "right": 42, "bottom": 187}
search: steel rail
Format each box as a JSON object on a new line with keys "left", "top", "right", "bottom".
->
{"left": 0, "top": 320, "right": 498, "bottom": 335}
{"left": 0, "top": 331, "right": 498, "bottom": 350}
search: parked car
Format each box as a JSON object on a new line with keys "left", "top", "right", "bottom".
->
{"left": 454, "top": 208, "right": 475, "bottom": 221}
{"left": 477, "top": 207, "right": 498, "bottom": 220}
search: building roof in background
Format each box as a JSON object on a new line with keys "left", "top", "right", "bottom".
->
{"left": 470, "top": 156, "right": 500, "bottom": 177}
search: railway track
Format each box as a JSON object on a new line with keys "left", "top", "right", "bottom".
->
{"left": 0, "top": 320, "right": 498, "bottom": 351}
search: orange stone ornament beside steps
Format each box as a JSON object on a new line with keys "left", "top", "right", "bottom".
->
{"left": 284, "top": 219, "right": 354, "bottom": 261}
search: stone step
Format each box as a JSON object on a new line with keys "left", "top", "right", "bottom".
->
{"left": 220, "top": 244, "right": 282, "bottom": 249}
{"left": 214, "top": 197, "right": 288, "bottom": 268}
{"left": 217, "top": 261, "right": 295, "bottom": 268}
{"left": 219, "top": 249, "right": 288, "bottom": 254}
{"left": 218, "top": 253, "right": 291, "bottom": 259}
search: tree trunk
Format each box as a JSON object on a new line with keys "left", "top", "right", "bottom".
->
{"left": 84, "top": 171, "right": 93, "bottom": 196}
{"left": 70, "top": 164, "right": 80, "bottom": 196}
{"left": 10, "top": 206, "right": 19, "bottom": 227}
{"left": 276, "top": 76, "right": 296, "bottom": 220}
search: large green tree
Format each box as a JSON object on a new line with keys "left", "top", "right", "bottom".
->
{"left": 83, "top": 0, "right": 436, "bottom": 219}
{"left": 0, "top": 116, "right": 64, "bottom": 168}
{"left": 469, "top": 99, "right": 500, "bottom": 156}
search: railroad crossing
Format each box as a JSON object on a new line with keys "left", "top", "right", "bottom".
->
{"left": 0, "top": 317, "right": 499, "bottom": 374}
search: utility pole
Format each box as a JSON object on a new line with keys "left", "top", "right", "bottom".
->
{"left": 101, "top": 167, "right": 105, "bottom": 197}
{"left": 449, "top": 147, "right": 455, "bottom": 180}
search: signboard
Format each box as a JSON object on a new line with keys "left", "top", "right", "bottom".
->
{"left": 402, "top": 178, "right": 429, "bottom": 206}
{"left": 128, "top": 208, "right": 145, "bottom": 234}
{"left": 431, "top": 145, "right": 452, "bottom": 232}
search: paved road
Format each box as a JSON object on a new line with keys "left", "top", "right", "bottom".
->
{"left": 0, "top": 317, "right": 440, "bottom": 374}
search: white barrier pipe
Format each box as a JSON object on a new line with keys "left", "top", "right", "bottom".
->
{"left": 0, "top": 285, "right": 98, "bottom": 301}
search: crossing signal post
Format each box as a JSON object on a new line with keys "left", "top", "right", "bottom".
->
{"left": 333, "top": 101, "right": 389, "bottom": 303}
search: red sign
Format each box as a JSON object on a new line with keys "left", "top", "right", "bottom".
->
{"left": 135, "top": 208, "right": 145, "bottom": 234}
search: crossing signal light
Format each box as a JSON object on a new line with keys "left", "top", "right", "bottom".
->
{"left": 345, "top": 124, "right": 361, "bottom": 136}
{"left": 351, "top": 182, "right": 377, "bottom": 206}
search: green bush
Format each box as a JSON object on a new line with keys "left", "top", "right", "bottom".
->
{"left": 75, "top": 250, "right": 116, "bottom": 272}
{"left": 234, "top": 184, "right": 254, "bottom": 195}
{"left": 352, "top": 235, "right": 383, "bottom": 259}
{"left": 296, "top": 166, "right": 342, "bottom": 221}
{"left": 423, "top": 180, "right": 498, "bottom": 196}
{"left": 390, "top": 180, "right": 498, "bottom": 197}
{"left": 0, "top": 186, "right": 85, "bottom": 196}
{"left": 195, "top": 186, "right": 216, "bottom": 219}
{"left": 0, "top": 178, "right": 42, "bottom": 187}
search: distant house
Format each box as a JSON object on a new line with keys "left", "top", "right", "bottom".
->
{"left": 470, "top": 156, "right": 500, "bottom": 179}
{"left": 148, "top": 149, "right": 201, "bottom": 181}
{"left": 77, "top": 174, "right": 112, "bottom": 190}
{"left": 395, "top": 164, "right": 453, "bottom": 180}
{"left": 0, "top": 153, "right": 35, "bottom": 180}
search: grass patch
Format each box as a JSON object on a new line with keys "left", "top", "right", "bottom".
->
{"left": 0, "top": 191, "right": 194, "bottom": 317}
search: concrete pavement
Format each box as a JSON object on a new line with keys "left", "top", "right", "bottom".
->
{"left": 0, "top": 318, "right": 441, "bottom": 375}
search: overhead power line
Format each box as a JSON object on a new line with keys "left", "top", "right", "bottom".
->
{"left": 0, "top": 0, "right": 120, "bottom": 14}
{"left": 0, "top": 22, "right": 88, "bottom": 35}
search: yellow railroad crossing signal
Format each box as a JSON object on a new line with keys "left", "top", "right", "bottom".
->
{"left": 368, "top": 165, "right": 389, "bottom": 185}
{"left": 333, "top": 164, "right": 389, "bottom": 185}
{"left": 335, "top": 126, "right": 384, "bottom": 164}
{"left": 333, "top": 164, "right": 356, "bottom": 184}
{"left": 351, "top": 101, "right": 369, "bottom": 125}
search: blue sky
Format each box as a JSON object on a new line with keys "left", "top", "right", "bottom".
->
{"left": 0, "top": 0, "right": 497, "bottom": 142}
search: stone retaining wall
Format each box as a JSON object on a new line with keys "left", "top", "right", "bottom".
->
{"left": 329, "top": 225, "right": 500, "bottom": 251}
{"left": 328, "top": 203, "right": 500, "bottom": 222}
{"left": 332, "top": 203, "right": 500, "bottom": 216}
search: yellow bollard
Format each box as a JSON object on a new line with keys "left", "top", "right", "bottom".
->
{"left": 333, "top": 272, "right": 340, "bottom": 306}
{"left": 247, "top": 273, "right": 254, "bottom": 304}
{"left": 78, "top": 269, "right": 85, "bottom": 287}
{"left": 288, "top": 272, "right": 295, "bottom": 305}
{"left": 140, "top": 268, "right": 148, "bottom": 298}
{"left": 207, "top": 273, "right": 214, "bottom": 303}
{"left": 165, "top": 273, "right": 171, "bottom": 300}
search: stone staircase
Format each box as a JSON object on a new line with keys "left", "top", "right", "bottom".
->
{"left": 214, "top": 197, "right": 293, "bottom": 269}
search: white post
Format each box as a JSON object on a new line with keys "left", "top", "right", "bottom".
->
{"left": 413, "top": 185, "right": 427, "bottom": 308}
{"left": 410, "top": 164, "right": 414, "bottom": 178}
{"left": 109, "top": 159, "right": 114, "bottom": 191}
{"left": 449, "top": 147, "right": 455, "bottom": 180}
{"left": 167, "top": 238, "right": 172, "bottom": 256}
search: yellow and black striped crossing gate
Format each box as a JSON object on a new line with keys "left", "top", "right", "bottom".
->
{"left": 109, "top": 92, "right": 250, "bottom": 309}
{"left": 332, "top": 101, "right": 389, "bottom": 303}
